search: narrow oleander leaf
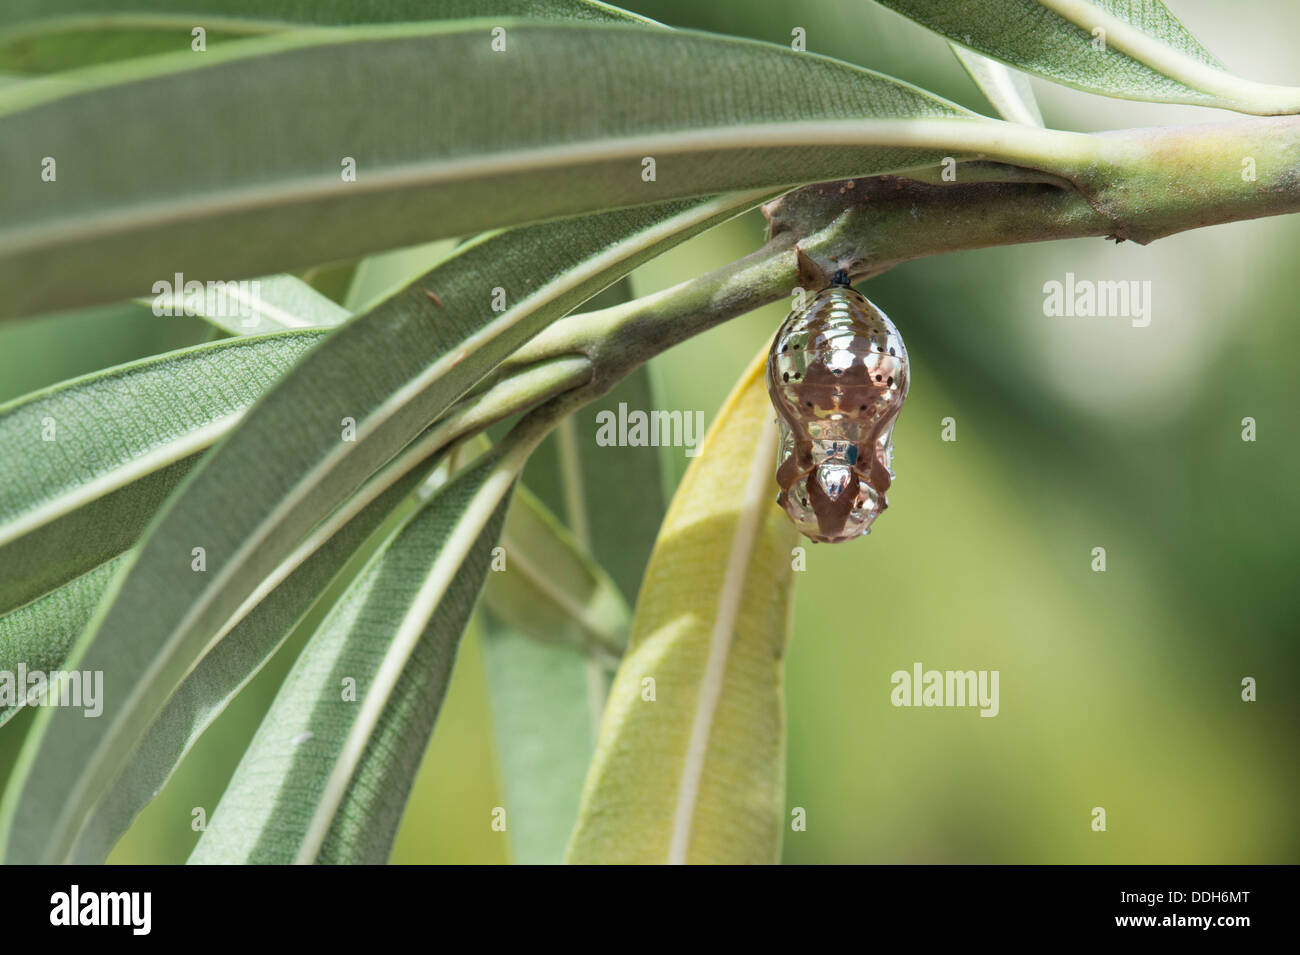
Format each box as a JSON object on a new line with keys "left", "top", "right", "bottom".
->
{"left": 0, "top": 557, "right": 122, "bottom": 728}
{"left": 0, "top": 287, "right": 372, "bottom": 736}
{"left": 482, "top": 279, "right": 668, "bottom": 864}
{"left": 68, "top": 356, "right": 587, "bottom": 863}
{"left": 0, "top": 197, "right": 739, "bottom": 865}
{"left": 951, "top": 44, "right": 1044, "bottom": 127}
{"left": 480, "top": 619, "right": 606, "bottom": 865}
{"left": 343, "top": 240, "right": 458, "bottom": 314}
{"left": 67, "top": 436, "right": 438, "bottom": 862}
{"left": 145, "top": 273, "right": 350, "bottom": 336}
{"left": 478, "top": 479, "right": 629, "bottom": 864}
{"left": 318, "top": 0, "right": 652, "bottom": 317}
{"left": 0, "top": 20, "right": 1017, "bottom": 320}
{"left": 189, "top": 446, "right": 520, "bottom": 864}
{"left": 63, "top": 357, "right": 589, "bottom": 862}
{"left": 0, "top": 0, "right": 652, "bottom": 73}
{"left": 5, "top": 354, "right": 588, "bottom": 861}
{"left": 0, "top": 330, "right": 324, "bottom": 616}
{"left": 566, "top": 343, "right": 800, "bottom": 865}
{"left": 539, "top": 381, "right": 672, "bottom": 600}
{"left": 876, "top": 0, "right": 1300, "bottom": 114}
{"left": 515, "top": 278, "right": 671, "bottom": 604}
{"left": 482, "top": 486, "right": 629, "bottom": 659}
{"left": 0, "top": 324, "right": 328, "bottom": 733}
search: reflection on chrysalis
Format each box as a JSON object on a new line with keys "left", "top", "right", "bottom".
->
{"left": 767, "top": 252, "right": 909, "bottom": 543}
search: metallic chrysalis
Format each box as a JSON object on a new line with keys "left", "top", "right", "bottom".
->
{"left": 767, "top": 250, "right": 909, "bottom": 543}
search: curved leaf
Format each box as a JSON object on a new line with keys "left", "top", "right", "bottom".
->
{"left": 0, "top": 195, "right": 752, "bottom": 865}
{"left": 482, "top": 487, "right": 628, "bottom": 659}
{"left": 479, "top": 459, "right": 634, "bottom": 866}
{"left": 951, "top": 45, "right": 1043, "bottom": 127}
{"left": 0, "top": 289, "right": 344, "bottom": 732}
{"left": 0, "top": 330, "right": 324, "bottom": 615}
{"left": 144, "top": 273, "right": 349, "bottom": 336}
{"left": 480, "top": 621, "right": 604, "bottom": 865}
{"left": 61, "top": 356, "right": 588, "bottom": 862}
{"left": 0, "top": 20, "right": 1035, "bottom": 319}
{"left": 70, "top": 460, "right": 431, "bottom": 862}
{"left": 189, "top": 444, "right": 519, "bottom": 864}
{"left": 0, "top": 557, "right": 121, "bottom": 728}
{"left": 3, "top": 352, "right": 587, "bottom": 861}
{"left": 876, "top": 0, "right": 1300, "bottom": 114}
{"left": 67, "top": 371, "right": 569, "bottom": 862}
{"left": 566, "top": 343, "right": 800, "bottom": 865}
{"left": 482, "top": 278, "right": 668, "bottom": 864}
{"left": 52, "top": 356, "right": 585, "bottom": 861}
{"left": 343, "top": 240, "right": 458, "bottom": 314}
{"left": 0, "top": 0, "right": 652, "bottom": 72}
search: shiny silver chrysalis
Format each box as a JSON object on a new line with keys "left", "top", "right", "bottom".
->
{"left": 767, "top": 252, "right": 909, "bottom": 543}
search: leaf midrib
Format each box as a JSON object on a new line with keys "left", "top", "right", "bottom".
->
{"left": 294, "top": 455, "right": 524, "bottom": 863}
{"left": 666, "top": 413, "right": 778, "bottom": 865}
{"left": 498, "top": 526, "right": 625, "bottom": 651}
{"left": 0, "top": 414, "right": 237, "bottom": 547}
{"left": 0, "top": 118, "right": 1095, "bottom": 260}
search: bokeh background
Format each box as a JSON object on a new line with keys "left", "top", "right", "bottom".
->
{"left": 1, "top": 0, "right": 1296, "bottom": 863}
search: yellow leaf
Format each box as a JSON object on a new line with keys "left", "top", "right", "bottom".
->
{"left": 566, "top": 341, "right": 801, "bottom": 864}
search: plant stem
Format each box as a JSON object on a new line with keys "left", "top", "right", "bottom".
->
{"left": 496, "top": 114, "right": 1300, "bottom": 416}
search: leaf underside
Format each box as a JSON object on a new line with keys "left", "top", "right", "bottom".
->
{"left": 567, "top": 344, "right": 801, "bottom": 864}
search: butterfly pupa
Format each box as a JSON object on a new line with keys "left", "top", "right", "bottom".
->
{"left": 767, "top": 250, "right": 909, "bottom": 543}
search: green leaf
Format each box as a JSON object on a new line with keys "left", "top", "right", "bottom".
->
{"left": 0, "top": 0, "right": 652, "bottom": 72}
{"left": 480, "top": 620, "right": 606, "bottom": 865}
{"left": 189, "top": 443, "right": 520, "bottom": 864}
{"left": 0, "top": 286, "right": 343, "bottom": 733}
{"left": 0, "top": 195, "right": 754, "bottom": 865}
{"left": 482, "top": 487, "right": 628, "bottom": 659}
{"left": 0, "top": 330, "right": 324, "bottom": 615}
{"left": 876, "top": 0, "right": 1300, "bottom": 114}
{"left": 478, "top": 476, "right": 633, "bottom": 864}
{"left": 531, "top": 370, "right": 672, "bottom": 603}
{"left": 144, "top": 273, "right": 349, "bottom": 336}
{"left": 0, "top": 305, "right": 334, "bottom": 734}
{"left": 343, "top": 240, "right": 458, "bottom": 314}
{"left": 566, "top": 344, "right": 800, "bottom": 865}
{"left": 482, "top": 278, "right": 672, "bottom": 864}
{"left": 951, "top": 44, "right": 1043, "bottom": 127}
{"left": 0, "top": 20, "right": 1019, "bottom": 319}
{"left": 70, "top": 356, "right": 589, "bottom": 862}
{"left": 499, "top": 275, "right": 660, "bottom": 639}
{"left": 0, "top": 557, "right": 122, "bottom": 728}
{"left": 67, "top": 424, "right": 444, "bottom": 861}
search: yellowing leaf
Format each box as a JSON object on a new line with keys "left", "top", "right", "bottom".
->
{"left": 566, "top": 343, "right": 800, "bottom": 865}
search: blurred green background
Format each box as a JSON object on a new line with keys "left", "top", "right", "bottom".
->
{"left": 1, "top": 0, "right": 1296, "bottom": 863}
